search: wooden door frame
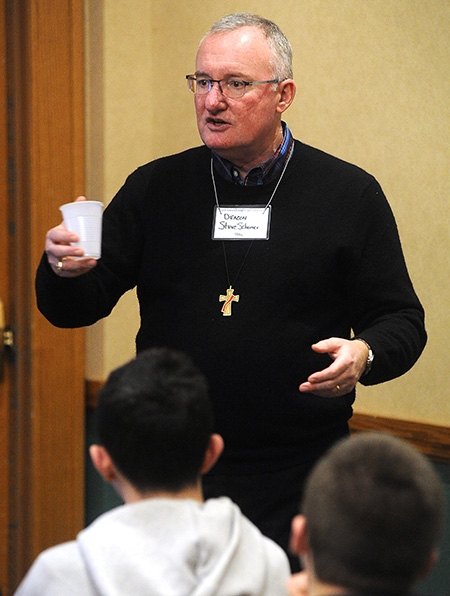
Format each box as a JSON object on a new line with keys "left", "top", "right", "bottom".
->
{"left": 5, "top": 1, "right": 86, "bottom": 592}
{"left": 0, "top": 0, "right": 13, "bottom": 591}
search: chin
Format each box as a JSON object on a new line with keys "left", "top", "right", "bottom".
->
{"left": 202, "top": 137, "right": 230, "bottom": 154}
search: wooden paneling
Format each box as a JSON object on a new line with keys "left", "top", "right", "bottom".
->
{"left": 350, "top": 413, "right": 450, "bottom": 464}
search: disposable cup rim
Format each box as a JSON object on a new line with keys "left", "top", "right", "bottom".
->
{"left": 59, "top": 200, "right": 103, "bottom": 212}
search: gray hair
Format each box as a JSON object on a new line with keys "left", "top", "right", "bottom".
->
{"left": 202, "top": 13, "right": 293, "bottom": 80}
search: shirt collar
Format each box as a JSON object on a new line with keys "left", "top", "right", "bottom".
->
{"left": 212, "top": 122, "right": 294, "bottom": 186}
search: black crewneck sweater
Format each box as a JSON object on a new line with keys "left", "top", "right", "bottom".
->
{"left": 36, "top": 141, "right": 426, "bottom": 472}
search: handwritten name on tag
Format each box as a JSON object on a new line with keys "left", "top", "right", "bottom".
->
{"left": 212, "top": 206, "right": 271, "bottom": 240}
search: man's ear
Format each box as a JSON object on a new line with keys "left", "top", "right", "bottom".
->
{"left": 290, "top": 514, "right": 309, "bottom": 556}
{"left": 276, "top": 78, "right": 296, "bottom": 114}
{"left": 89, "top": 444, "right": 117, "bottom": 483}
{"left": 200, "top": 433, "right": 224, "bottom": 475}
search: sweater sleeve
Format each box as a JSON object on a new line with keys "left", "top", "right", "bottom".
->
{"left": 347, "top": 178, "right": 427, "bottom": 385}
{"left": 35, "top": 168, "right": 147, "bottom": 328}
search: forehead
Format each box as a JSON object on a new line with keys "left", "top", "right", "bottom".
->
{"left": 195, "top": 26, "right": 273, "bottom": 76}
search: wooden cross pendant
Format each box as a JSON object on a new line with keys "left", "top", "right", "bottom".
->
{"left": 219, "top": 286, "right": 240, "bottom": 316}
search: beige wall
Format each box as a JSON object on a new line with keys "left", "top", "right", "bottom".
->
{"left": 84, "top": 0, "right": 450, "bottom": 425}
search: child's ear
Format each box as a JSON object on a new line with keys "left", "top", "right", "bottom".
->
{"left": 89, "top": 444, "right": 117, "bottom": 482}
{"left": 201, "top": 433, "right": 224, "bottom": 474}
{"left": 290, "top": 514, "right": 308, "bottom": 556}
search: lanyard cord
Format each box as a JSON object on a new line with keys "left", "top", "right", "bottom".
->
{"left": 210, "top": 142, "right": 294, "bottom": 214}
{"left": 211, "top": 144, "right": 294, "bottom": 290}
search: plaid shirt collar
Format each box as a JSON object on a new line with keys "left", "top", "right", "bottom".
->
{"left": 212, "top": 122, "right": 294, "bottom": 186}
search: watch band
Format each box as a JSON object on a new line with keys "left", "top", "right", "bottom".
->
{"left": 353, "top": 337, "right": 374, "bottom": 376}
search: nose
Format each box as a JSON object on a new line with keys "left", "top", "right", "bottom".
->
{"left": 204, "top": 82, "right": 227, "bottom": 110}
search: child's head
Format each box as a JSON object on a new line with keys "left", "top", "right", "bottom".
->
{"left": 296, "top": 432, "right": 445, "bottom": 594}
{"left": 95, "top": 348, "right": 214, "bottom": 493}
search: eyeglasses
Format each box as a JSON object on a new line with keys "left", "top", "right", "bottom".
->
{"left": 186, "top": 75, "right": 285, "bottom": 99}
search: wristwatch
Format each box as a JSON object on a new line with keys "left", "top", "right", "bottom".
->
{"left": 353, "top": 337, "right": 374, "bottom": 376}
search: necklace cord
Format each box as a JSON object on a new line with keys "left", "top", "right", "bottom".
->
{"left": 212, "top": 144, "right": 294, "bottom": 290}
{"left": 222, "top": 240, "right": 255, "bottom": 288}
{"left": 211, "top": 142, "right": 294, "bottom": 214}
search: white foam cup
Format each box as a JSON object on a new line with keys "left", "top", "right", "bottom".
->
{"left": 59, "top": 200, "right": 103, "bottom": 259}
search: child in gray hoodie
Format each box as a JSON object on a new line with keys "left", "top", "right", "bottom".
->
{"left": 15, "top": 348, "right": 290, "bottom": 596}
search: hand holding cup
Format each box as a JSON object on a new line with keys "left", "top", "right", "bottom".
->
{"left": 45, "top": 196, "right": 103, "bottom": 277}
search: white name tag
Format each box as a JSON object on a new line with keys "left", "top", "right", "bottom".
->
{"left": 212, "top": 205, "right": 271, "bottom": 240}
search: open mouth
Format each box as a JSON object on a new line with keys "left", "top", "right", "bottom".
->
{"left": 207, "top": 117, "right": 228, "bottom": 126}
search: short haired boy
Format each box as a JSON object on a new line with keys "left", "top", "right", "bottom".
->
{"left": 287, "top": 431, "right": 445, "bottom": 596}
{"left": 15, "top": 348, "right": 290, "bottom": 595}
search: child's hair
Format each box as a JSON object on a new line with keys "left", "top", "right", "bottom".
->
{"left": 301, "top": 432, "right": 445, "bottom": 594}
{"left": 95, "top": 347, "right": 213, "bottom": 492}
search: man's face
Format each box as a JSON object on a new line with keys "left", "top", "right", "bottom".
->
{"left": 194, "top": 27, "right": 284, "bottom": 167}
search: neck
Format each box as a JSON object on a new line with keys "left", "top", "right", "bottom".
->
{"left": 115, "top": 479, "right": 204, "bottom": 504}
{"left": 310, "top": 579, "right": 354, "bottom": 596}
{"left": 226, "top": 126, "right": 284, "bottom": 178}
{"left": 312, "top": 590, "right": 353, "bottom": 596}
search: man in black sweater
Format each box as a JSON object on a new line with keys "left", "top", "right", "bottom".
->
{"left": 36, "top": 13, "right": 426, "bottom": 569}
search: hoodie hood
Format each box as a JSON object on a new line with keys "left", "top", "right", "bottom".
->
{"left": 77, "top": 496, "right": 290, "bottom": 596}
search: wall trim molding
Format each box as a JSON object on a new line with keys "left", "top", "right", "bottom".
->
{"left": 350, "top": 413, "right": 450, "bottom": 464}
{"left": 86, "top": 380, "right": 450, "bottom": 464}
